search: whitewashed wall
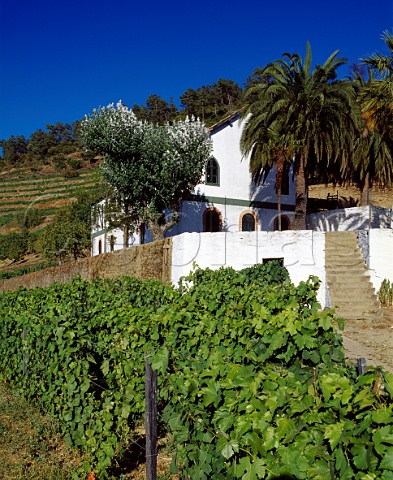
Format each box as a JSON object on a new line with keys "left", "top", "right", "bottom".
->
{"left": 168, "top": 200, "right": 295, "bottom": 236}
{"left": 368, "top": 229, "right": 393, "bottom": 292}
{"left": 308, "top": 206, "right": 391, "bottom": 231}
{"left": 171, "top": 230, "right": 327, "bottom": 307}
{"left": 200, "top": 116, "right": 296, "bottom": 205}
{"left": 91, "top": 228, "right": 145, "bottom": 256}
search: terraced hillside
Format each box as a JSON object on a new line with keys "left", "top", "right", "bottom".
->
{"left": 0, "top": 165, "right": 103, "bottom": 276}
{"left": 0, "top": 167, "right": 101, "bottom": 233}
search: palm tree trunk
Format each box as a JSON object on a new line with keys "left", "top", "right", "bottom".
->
{"left": 276, "top": 150, "right": 285, "bottom": 231}
{"left": 294, "top": 155, "right": 308, "bottom": 230}
{"left": 360, "top": 171, "right": 370, "bottom": 206}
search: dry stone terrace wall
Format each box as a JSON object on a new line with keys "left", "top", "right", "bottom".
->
{"left": 0, "top": 238, "right": 172, "bottom": 292}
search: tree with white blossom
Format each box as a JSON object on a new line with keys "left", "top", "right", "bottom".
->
{"left": 80, "top": 101, "right": 212, "bottom": 243}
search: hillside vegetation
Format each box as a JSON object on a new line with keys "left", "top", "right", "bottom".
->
{"left": 0, "top": 160, "right": 103, "bottom": 277}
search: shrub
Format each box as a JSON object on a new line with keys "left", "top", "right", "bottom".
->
{"left": 63, "top": 168, "right": 80, "bottom": 179}
{"left": 13, "top": 208, "right": 44, "bottom": 229}
{"left": 378, "top": 278, "right": 393, "bottom": 306}
{"left": 52, "top": 155, "right": 67, "bottom": 170}
{"left": 67, "top": 158, "right": 81, "bottom": 170}
{"left": 0, "top": 214, "right": 13, "bottom": 227}
{"left": 0, "top": 231, "right": 29, "bottom": 260}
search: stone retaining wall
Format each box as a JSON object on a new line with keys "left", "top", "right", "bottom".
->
{"left": 0, "top": 238, "right": 172, "bottom": 292}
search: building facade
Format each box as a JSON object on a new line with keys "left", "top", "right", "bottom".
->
{"left": 91, "top": 111, "right": 296, "bottom": 256}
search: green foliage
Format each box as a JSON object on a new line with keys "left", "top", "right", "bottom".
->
{"left": 2, "top": 121, "right": 81, "bottom": 170}
{"left": 0, "top": 230, "right": 30, "bottom": 260}
{"left": 0, "top": 276, "right": 172, "bottom": 477}
{"left": 52, "top": 154, "right": 67, "bottom": 170}
{"left": 13, "top": 208, "right": 44, "bottom": 229}
{"left": 0, "top": 135, "right": 28, "bottom": 164}
{"left": 180, "top": 261, "right": 289, "bottom": 292}
{"left": 378, "top": 279, "right": 393, "bottom": 307}
{"left": 164, "top": 269, "right": 393, "bottom": 480}
{"left": 180, "top": 79, "right": 244, "bottom": 125}
{"left": 241, "top": 260, "right": 289, "bottom": 284}
{"left": 67, "top": 158, "right": 81, "bottom": 170}
{"left": 0, "top": 262, "right": 56, "bottom": 279}
{"left": 37, "top": 187, "right": 103, "bottom": 263}
{"left": 240, "top": 42, "right": 355, "bottom": 229}
{"left": 0, "top": 214, "right": 13, "bottom": 227}
{"left": 27, "top": 128, "right": 55, "bottom": 157}
{"left": 0, "top": 266, "right": 393, "bottom": 479}
{"left": 80, "top": 101, "right": 212, "bottom": 241}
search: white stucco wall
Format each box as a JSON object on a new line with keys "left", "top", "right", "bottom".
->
{"left": 196, "top": 116, "right": 296, "bottom": 206}
{"left": 171, "top": 230, "right": 327, "bottom": 307}
{"left": 368, "top": 229, "right": 393, "bottom": 293}
{"left": 308, "top": 206, "right": 392, "bottom": 231}
{"left": 91, "top": 228, "right": 144, "bottom": 256}
{"left": 168, "top": 200, "right": 295, "bottom": 236}
{"left": 308, "top": 206, "right": 371, "bottom": 231}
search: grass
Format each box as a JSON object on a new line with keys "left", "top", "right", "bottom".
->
{"left": 0, "top": 381, "right": 178, "bottom": 479}
{"left": 0, "top": 382, "right": 81, "bottom": 479}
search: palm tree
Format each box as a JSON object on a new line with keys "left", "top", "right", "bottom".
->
{"left": 355, "top": 31, "right": 393, "bottom": 200}
{"left": 361, "top": 30, "right": 393, "bottom": 129}
{"left": 240, "top": 43, "right": 355, "bottom": 229}
{"left": 351, "top": 68, "right": 393, "bottom": 205}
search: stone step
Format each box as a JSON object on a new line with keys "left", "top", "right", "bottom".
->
{"left": 328, "top": 277, "right": 375, "bottom": 285}
{"left": 332, "top": 300, "right": 380, "bottom": 310}
{"left": 331, "top": 301, "right": 380, "bottom": 310}
{"left": 326, "top": 259, "right": 365, "bottom": 273}
{"left": 325, "top": 232, "right": 380, "bottom": 320}
{"left": 329, "top": 285, "right": 377, "bottom": 292}
{"left": 327, "top": 277, "right": 371, "bottom": 286}
{"left": 325, "top": 249, "right": 365, "bottom": 256}
{"left": 325, "top": 251, "right": 365, "bottom": 258}
{"left": 325, "top": 251, "right": 364, "bottom": 265}
{"left": 327, "top": 270, "right": 371, "bottom": 278}
{"left": 328, "top": 288, "right": 375, "bottom": 298}
{"left": 334, "top": 313, "right": 384, "bottom": 321}
{"left": 331, "top": 306, "right": 380, "bottom": 316}
{"left": 326, "top": 264, "right": 367, "bottom": 271}
{"left": 326, "top": 232, "right": 358, "bottom": 237}
{"left": 329, "top": 293, "right": 379, "bottom": 303}
{"left": 325, "top": 241, "right": 358, "bottom": 248}
{"left": 325, "top": 243, "right": 359, "bottom": 250}
{"left": 332, "top": 307, "right": 382, "bottom": 317}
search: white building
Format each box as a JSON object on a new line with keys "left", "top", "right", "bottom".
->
{"left": 91, "top": 111, "right": 296, "bottom": 256}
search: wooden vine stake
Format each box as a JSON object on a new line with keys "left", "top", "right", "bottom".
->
{"left": 145, "top": 355, "right": 158, "bottom": 480}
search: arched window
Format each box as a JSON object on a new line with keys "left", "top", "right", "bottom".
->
{"left": 241, "top": 213, "right": 256, "bottom": 231}
{"left": 203, "top": 208, "right": 221, "bottom": 232}
{"left": 239, "top": 210, "right": 258, "bottom": 231}
{"left": 274, "top": 215, "right": 291, "bottom": 231}
{"left": 98, "top": 239, "right": 102, "bottom": 254}
{"left": 205, "top": 157, "right": 220, "bottom": 186}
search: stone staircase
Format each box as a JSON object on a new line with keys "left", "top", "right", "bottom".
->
{"left": 325, "top": 231, "right": 382, "bottom": 320}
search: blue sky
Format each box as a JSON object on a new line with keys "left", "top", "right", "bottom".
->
{"left": 0, "top": 0, "right": 392, "bottom": 140}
